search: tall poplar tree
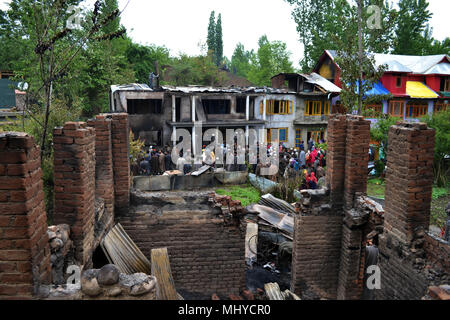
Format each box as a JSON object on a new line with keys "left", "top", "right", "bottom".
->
{"left": 207, "top": 11, "right": 216, "bottom": 60}
{"left": 215, "top": 13, "right": 223, "bottom": 67}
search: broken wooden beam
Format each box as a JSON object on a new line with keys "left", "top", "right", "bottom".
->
{"left": 151, "top": 248, "right": 178, "bottom": 300}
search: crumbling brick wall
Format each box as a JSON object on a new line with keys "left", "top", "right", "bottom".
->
{"left": 291, "top": 189, "right": 343, "bottom": 299}
{"left": 0, "top": 132, "right": 51, "bottom": 299}
{"left": 326, "top": 114, "right": 347, "bottom": 210}
{"left": 337, "top": 196, "right": 384, "bottom": 300}
{"left": 377, "top": 122, "right": 449, "bottom": 300}
{"left": 87, "top": 115, "right": 115, "bottom": 243}
{"left": 111, "top": 113, "right": 130, "bottom": 216}
{"left": 53, "top": 122, "right": 96, "bottom": 266}
{"left": 117, "top": 191, "right": 246, "bottom": 297}
{"left": 343, "top": 116, "right": 370, "bottom": 209}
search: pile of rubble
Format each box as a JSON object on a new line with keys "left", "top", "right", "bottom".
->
{"left": 47, "top": 224, "right": 73, "bottom": 285}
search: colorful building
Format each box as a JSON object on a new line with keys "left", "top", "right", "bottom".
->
{"left": 313, "top": 50, "right": 450, "bottom": 122}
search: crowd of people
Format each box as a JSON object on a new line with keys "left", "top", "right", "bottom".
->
{"left": 130, "top": 137, "right": 326, "bottom": 191}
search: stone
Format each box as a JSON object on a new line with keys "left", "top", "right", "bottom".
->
{"left": 104, "top": 285, "right": 122, "bottom": 297}
{"left": 47, "top": 231, "right": 57, "bottom": 240}
{"left": 119, "top": 273, "right": 156, "bottom": 296}
{"left": 81, "top": 269, "right": 101, "bottom": 297}
{"left": 50, "top": 238, "right": 64, "bottom": 251}
{"left": 97, "top": 264, "right": 120, "bottom": 286}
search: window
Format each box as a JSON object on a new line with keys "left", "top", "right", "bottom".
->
{"left": 260, "top": 100, "right": 293, "bottom": 115}
{"left": 127, "top": 99, "right": 162, "bottom": 114}
{"left": 435, "top": 102, "right": 449, "bottom": 113}
{"left": 236, "top": 97, "right": 246, "bottom": 113}
{"left": 388, "top": 100, "right": 404, "bottom": 117}
{"left": 407, "top": 102, "right": 428, "bottom": 118}
{"left": 295, "top": 129, "right": 302, "bottom": 149}
{"left": 309, "top": 130, "right": 324, "bottom": 144}
{"left": 445, "top": 78, "right": 450, "bottom": 92}
{"left": 203, "top": 99, "right": 230, "bottom": 114}
{"left": 266, "top": 128, "right": 288, "bottom": 143}
{"left": 364, "top": 104, "right": 383, "bottom": 117}
{"left": 396, "top": 77, "right": 402, "bottom": 88}
{"left": 305, "top": 100, "right": 328, "bottom": 116}
{"left": 323, "top": 101, "right": 330, "bottom": 115}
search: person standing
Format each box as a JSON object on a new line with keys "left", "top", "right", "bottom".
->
{"left": 299, "top": 148, "right": 306, "bottom": 167}
{"left": 150, "top": 152, "right": 160, "bottom": 175}
{"left": 158, "top": 150, "right": 166, "bottom": 174}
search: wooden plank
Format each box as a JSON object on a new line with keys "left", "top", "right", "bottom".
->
{"left": 245, "top": 222, "right": 258, "bottom": 266}
{"left": 264, "top": 282, "right": 284, "bottom": 300}
{"left": 151, "top": 248, "right": 178, "bottom": 300}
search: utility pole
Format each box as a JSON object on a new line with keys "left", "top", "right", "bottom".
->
{"left": 357, "top": 0, "right": 363, "bottom": 115}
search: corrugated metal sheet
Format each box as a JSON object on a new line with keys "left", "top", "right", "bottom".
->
{"left": 302, "top": 72, "right": 341, "bottom": 93}
{"left": 326, "top": 49, "right": 450, "bottom": 75}
{"left": 101, "top": 223, "right": 152, "bottom": 275}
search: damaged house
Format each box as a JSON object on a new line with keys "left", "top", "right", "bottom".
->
{"left": 110, "top": 72, "right": 340, "bottom": 150}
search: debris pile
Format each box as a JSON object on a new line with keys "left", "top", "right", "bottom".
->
{"left": 47, "top": 224, "right": 73, "bottom": 285}
{"left": 80, "top": 264, "right": 157, "bottom": 299}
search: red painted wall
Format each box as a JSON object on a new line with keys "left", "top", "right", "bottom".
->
{"left": 426, "top": 75, "right": 442, "bottom": 92}
{"left": 381, "top": 73, "right": 407, "bottom": 95}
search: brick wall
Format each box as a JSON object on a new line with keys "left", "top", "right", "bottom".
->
{"left": 53, "top": 122, "right": 96, "bottom": 266}
{"left": 87, "top": 115, "right": 114, "bottom": 242}
{"left": 377, "top": 122, "right": 448, "bottom": 300}
{"left": 118, "top": 191, "right": 246, "bottom": 296}
{"left": 326, "top": 115, "right": 347, "bottom": 210}
{"left": 0, "top": 132, "right": 51, "bottom": 299}
{"left": 111, "top": 113, "right": 130, "bottom": 216}
{"left": 383, "top": 122, "right": 435, "bottom": 243}
{"left": 343, "top": 116, "right": 370, "bottom": 209}
{"left": 291, "top": 189, "right": 342, "bottom": 299}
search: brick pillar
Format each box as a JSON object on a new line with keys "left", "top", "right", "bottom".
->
{"left": 0, "top": 132, "right": 51, "bottom": 299}
{"left": 291, "top": 190, "right": 343, "bottom": 299}
{"left": 326, "top": 115, "right": 347, "bottom": 210}
{"left": 383, "top": 122, "right": 435, "bottom": 243}
{"left": 111, "top": 113, "right": 130, "bottom": 216}
{"left": 337, "top": 216, "right": 366, "bottom": 300}
{"left": 87, "top": 115, "right": 114, "bottom": 220}
{"left": 343, "top": 116, "right": 371, "bottom": 209}
{"left": 53, "top": 122, "right": 96, "bottom": 265}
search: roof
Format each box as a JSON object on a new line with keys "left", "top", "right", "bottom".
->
{"left": 301, "top": 72, "right": 341, "bottom": 93}
{"left": 406, "top": 81, "right": 439, "bottom": 99}
{"left": 354, "top": 80, "right": 390, "bottom": 97}
{"left": 324, "top": 50, "right": 450, "bottom": 75}
{"left": 270, "top": 72, "right": 341, "bottom": 93}
{"left": 111, "top": 84, "right": 297, "bottom": 95}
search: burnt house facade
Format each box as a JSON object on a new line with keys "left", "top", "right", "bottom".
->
{"left": 110, "top": 72, "right": 340, "bottom": 151}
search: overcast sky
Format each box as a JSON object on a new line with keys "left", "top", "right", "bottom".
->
{"left": 0, "top": 0, "right": 448, "bottom": 69}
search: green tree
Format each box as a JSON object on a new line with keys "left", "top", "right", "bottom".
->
{"left": 207, "top": 11, "right": 216, "bottom": 60}
{"left": 370, "top": 115, "right": 401, "bottom": 158}
{"left": 422, "top": 109, "right": 450, "bottom": 187}
{"left": 247, "top": 35, "right": 294, "bottom": 86}
{"left": 125, "top": 42, "right": 171, "bottom": 84}
{"left": 215, "top": 13, "right": 223, "bottom": 67}
{"left": 393, "top": 0, "right": 432, "bottom": 55}
{"left": 285, "top": 0, "right": 396, "bottom": 71}
{"left": 231, "top": 43, "right": 252, "bottom": 78}
{"left": 332, "top": 0, "right": 390, "bottom": 114}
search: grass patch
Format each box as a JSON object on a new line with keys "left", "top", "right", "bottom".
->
{"left": 367, "top": 178, "right": 386, "bottom": 199}
{"left": 367, "top": 178, "right": 450, "bottom": 228}
{"left": 215, "top": 183, "right": 261, "bottom": 207}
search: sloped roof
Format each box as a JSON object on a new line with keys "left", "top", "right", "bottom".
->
{"left": 324, "top": 50, "right": 450, "bottom": 75}
{"left": 301, "top": 72, "right": 341, "bottom": 93}
{"left": 354, "top": 80, "right": 390, "bottom": 97}
{"left": 406, "top": 81, "right": 439, "bottom": 98}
